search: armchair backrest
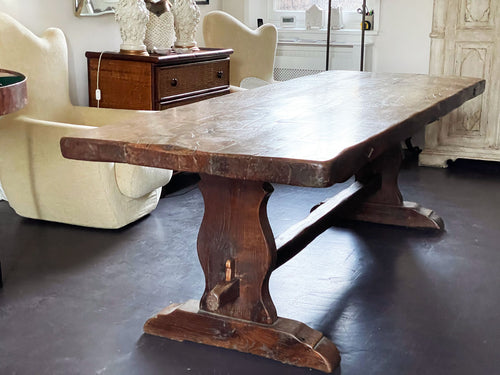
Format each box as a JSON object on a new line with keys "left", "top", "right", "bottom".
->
{"left": 203, "top": 11, "right": 277, "bottom": 87}
{"left": 0, "top": 12, "right": 72, "bottom": 120}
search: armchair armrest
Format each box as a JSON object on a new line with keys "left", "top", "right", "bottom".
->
{"left": 240, "top": 77, "right": 273, "bottom": 90}
{"left": 14, "top": 115, "right": 172, "bottom": 199}
{"left": 230, "top": 85, "right": 247, "bottom": 93}
{"left": 70, "top": 105, "right": 158, "bottom": 128}
{"left": 68, "top": 107, "right": 174, "bottom": 197}
{"left": 115, "top": 163, "right": 172, "bottom": 198}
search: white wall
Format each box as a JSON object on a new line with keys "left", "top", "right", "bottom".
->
{"left": 222, "top": 0, "right": 266, "bottom": 28}
{"left": 369, "top": 0, "right": 434, "bottom": 146}
{"left": 0, "top": 0, "right": 221, "bottom": 106}
{"left": 221, "top": 0, "right": 246, "bottom": 24}
{"left": 373, "top": 0, "right": 434, "bottom": 74}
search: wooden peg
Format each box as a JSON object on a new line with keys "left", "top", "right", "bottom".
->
{"left": 206, "top": 259, "right": 239, "bottom": 312}
{"left": 225, "top": 258, "right": 235, "bottom": 282}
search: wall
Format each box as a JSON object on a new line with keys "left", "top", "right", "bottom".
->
{"left": 221, "top": 0, "right": 246, "bottom": 24}
{"left": 373, "top": 0, "right": 434, "bottom": 74}
{"left": 369, "top": 0, "right": 434, "bottom": 146}
{"left": 0, "top": 0, "right": 221, "bottom": 106}
{"left": 222, "top": 0, "right": 267, "bottom": 28}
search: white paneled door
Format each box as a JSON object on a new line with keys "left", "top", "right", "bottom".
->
{"left": 420, "top": 0, "right": 500, "bottom": 167}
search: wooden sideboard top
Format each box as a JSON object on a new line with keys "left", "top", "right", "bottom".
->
{"left": 85, "top": 48, "right": 233, "bottom": 65}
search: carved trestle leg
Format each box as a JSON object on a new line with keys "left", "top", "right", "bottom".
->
{"left": 344, "top": 145, "right": 444, "bottom": 230}
{"left": 144, "top": 174, "right": 340, "bottom": 373}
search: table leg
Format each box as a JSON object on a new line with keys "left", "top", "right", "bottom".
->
{"left": 144, "top": 174, "right": 340, "bottom": 373}
{"left": 346, "top": 145, "right": 444, "bottom": 230}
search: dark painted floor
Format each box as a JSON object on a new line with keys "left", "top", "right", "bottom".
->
{"left": 1, "top": 158, "right": 500, "bottom": 375}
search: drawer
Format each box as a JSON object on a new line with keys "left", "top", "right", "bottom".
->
{"left": 159, "top": 88, "right": 230, "bottom": 110}
{"left": 156, "top": 59, "right": 230, "bottom": 100}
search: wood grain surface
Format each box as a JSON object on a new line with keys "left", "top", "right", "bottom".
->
{"left": 61, "top": 71, "right": 485, "bottom": 187}
{"left": 143, "top": 299, "right": 341, "bottom": 373}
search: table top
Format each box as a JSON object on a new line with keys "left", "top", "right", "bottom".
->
{"left": 61, "top": 70, "right": 485, "bottom": 187}
{"left": 0, "top": 69, "right": 27, "bottom": 116}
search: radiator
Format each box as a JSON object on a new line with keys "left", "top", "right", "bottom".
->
{"left": 274, "top": 41, "right": 371, "bottom": 81}
{"left": 274, "top": 67, "right": 324, "bottom": 81}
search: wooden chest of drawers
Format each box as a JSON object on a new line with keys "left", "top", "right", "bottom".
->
{"left": 86, "top": 48, "right": 233, "bottom": 110}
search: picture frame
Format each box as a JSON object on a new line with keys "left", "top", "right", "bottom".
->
{"left": 75, "top": 0, "right": 208, "bottom": 17}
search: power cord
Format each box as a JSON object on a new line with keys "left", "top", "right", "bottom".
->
{"left": 95, "top": 51, "right": 113, "bottom": 108}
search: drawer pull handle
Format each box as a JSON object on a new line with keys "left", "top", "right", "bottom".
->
{"left": 171, "top": 78, "right": 178, "bottom": 87}
{"left": 217, "top": 71, "right": 224, "bottom": 79}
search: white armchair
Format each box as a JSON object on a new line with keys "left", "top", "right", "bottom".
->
{"left": 203, "top": 11, "right": 278, "bottom": 90}
{"left": 0, "top": 12, "right": 172, "bottom": 229}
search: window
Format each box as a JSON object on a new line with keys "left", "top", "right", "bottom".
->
{"left": 275, "top": 0, "right": 361, "bottom": 12}
{"left": 268, "top": 0, "right": 379, "bottom": 30}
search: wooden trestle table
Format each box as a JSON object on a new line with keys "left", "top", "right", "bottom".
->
{"left": 60, "top": 71, "right": 485, "bottom": 373}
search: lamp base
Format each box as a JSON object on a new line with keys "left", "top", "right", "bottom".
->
{"left": 119, "top": 49, "right": 149, "bottom": 56}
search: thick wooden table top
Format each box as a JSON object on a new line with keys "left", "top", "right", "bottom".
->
{"left": 61, "top": 71, "right": 484, "bottom": 187}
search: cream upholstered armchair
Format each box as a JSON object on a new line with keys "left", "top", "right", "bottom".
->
{"left": 0, "top": 13, "right": 172, "bottom": 229}
{"left": 203, "top": 11, "right": 277, "bottom": 90}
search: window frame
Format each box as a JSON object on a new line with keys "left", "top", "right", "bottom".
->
{"left": 267, "top": 0, "right": 380, "bottom": 31}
